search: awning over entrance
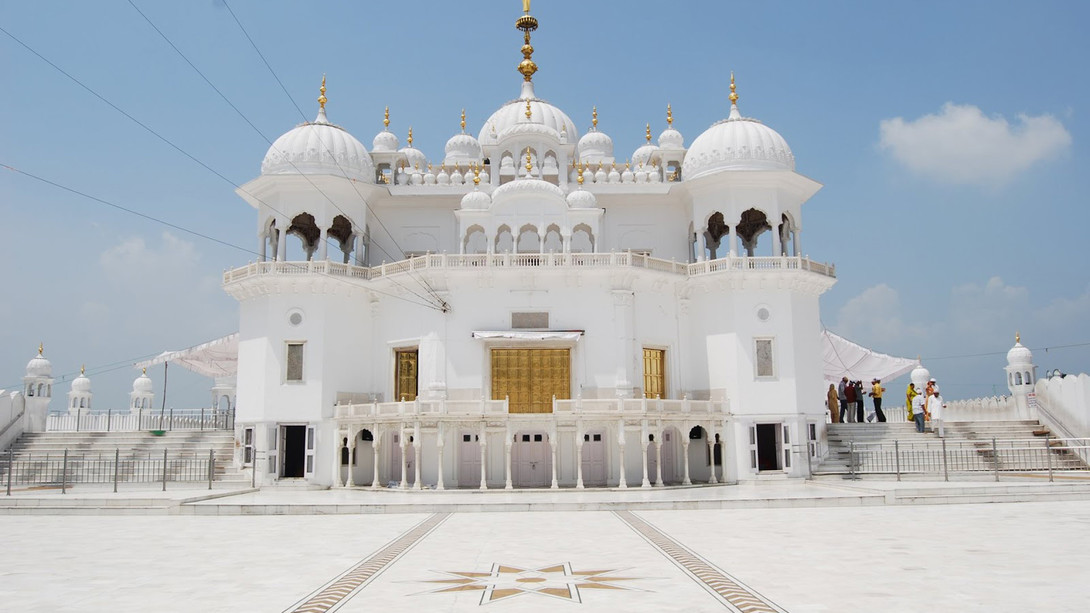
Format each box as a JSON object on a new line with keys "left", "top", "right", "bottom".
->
{"left": 822, "top": 330, "right": 916, "bottom": 385}
{"left": 471, "top": 330, "right": 584, "bottom": 341}
{"left": 133, "top": 333, "right": 239, "bottom": 378}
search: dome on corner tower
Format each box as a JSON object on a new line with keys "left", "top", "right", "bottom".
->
{"left": 133, "top": 370, "right": 154, "bottom": 394}
{"left": 26, "top": 345, "right": 51, "bottom": 378}
{"left": 1007, "top": 334, "right": 1033, "bottom": 366}
{"left": 262, "top": 109, "right": 374, "bottom": 182}
{"left": 682, "top": 76, "right": 795, "bottom": 179}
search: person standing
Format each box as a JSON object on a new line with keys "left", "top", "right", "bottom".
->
{"left": 853, "top": 380, "right": 866, "bottom": 423}
{"left": 870, "top": 379, "right": 886, "bottom": 422}
{"left": 911, "top": 389, "right": 927, "bottom": 433}
{"left": 906, "top": 382, "right": 918, "bottom": 423}
{"left": 844, "top": 379, "right": 857, "bottom": 423}
{"left": 839, "top": 377, "right": 851, "bottom": 422}
{"left": 827, "top": 383, "right": 840, "bottom": 423}
{"left": 930, "top": 386, "right": 947, "bottom": 438}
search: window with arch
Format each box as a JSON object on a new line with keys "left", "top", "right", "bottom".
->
{"left": 495, "top": 225, "right": 514, "bottom": 253}
{"left": 571, "top": 224, "right": 594, "bottom": 253}
{"left": 463, "top": 225, "right": 487, "bottom": 254}
{"left": 516, "top": 224, "right": 540, "bottom": 253}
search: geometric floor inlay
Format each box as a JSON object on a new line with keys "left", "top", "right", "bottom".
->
{"left": 416, "top": 562, "right": 648, "bottom": 605}
{"left": 614, "top": 511, "right": 787, "bottom": 612}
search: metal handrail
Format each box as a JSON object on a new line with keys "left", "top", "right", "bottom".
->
{"left": 2, "top": 447, "right": 219, "bottom": 494}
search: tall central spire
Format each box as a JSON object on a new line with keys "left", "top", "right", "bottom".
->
{"left": 516, "top": 0, "right": 539, "bottom": 83}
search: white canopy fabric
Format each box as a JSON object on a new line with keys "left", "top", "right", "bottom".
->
{"left": 472, "top": 330, "right": 584, "bottom": 341}
{"left": 822, "top": 330, "right": 916, "bottom": 385}
{"left": 134, "top": 333, "right": 239, "bottom": 379}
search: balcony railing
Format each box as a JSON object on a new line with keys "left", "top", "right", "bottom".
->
{"left": 225, "top": 253, "right": 835, "bottom": 285}
{"left": 333, "top": 396, "right": 729, "bottom": 420}
{"left": 47, "top": 409, "right": 235, "bottom": 432}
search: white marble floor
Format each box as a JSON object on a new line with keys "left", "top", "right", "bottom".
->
{"left": 2, "top": 500, "right": 1089, "bottom": 612}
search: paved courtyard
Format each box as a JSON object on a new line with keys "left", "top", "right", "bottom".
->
{"left": 2, "top": 497, "right": 1088, "bottom": 611}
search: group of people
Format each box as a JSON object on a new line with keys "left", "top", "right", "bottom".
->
{"left": 826, "top": 377, "right": 886, "bottom": 423}
{"left": 906, "top": 378, "right": 947, "bottom": 436}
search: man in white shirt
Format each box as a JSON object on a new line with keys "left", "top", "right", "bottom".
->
{"left": 930, "top": 387, "right": 947, "bottom": 438}
{"left": 911, "top": 392, "right": 927, "bottom": 433}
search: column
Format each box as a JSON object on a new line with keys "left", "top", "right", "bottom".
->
{"left": 616, "top": 419, "right": 627, "bottom": 488}
{"left": 479, "top": 427, "right": 489, "bottom": 490}
{"left": 259, "top": 233, "right": 267, "bottom": 262}
{"left": 435, "top": 423, "right": 445, "bottom": 490}
{"left": 681, "top": 435, "right": 692, "bottom": 486}
{"left": 728, "top": 225, "right": 738, "bottom": 257}
{"left": 371, "top": 435, "right": 382, "bottom": 489}
{"left": 332, "top": 430, "right": 344, "bottom": 488}
{"left": 575, "top": 439, "right": 585, "bottom": 489}
{"left": 771, "top": 224, "right": 781, "bottom": 257}
{"left": 640, "top": 421, "right": 651, "bottom": 488}
{"left": 346, "top": 435, "right": 357, "bottom": 487}
{"left": 697, "top": 229, "right": 707, "bottom": 262}
{"left": 504, "top": 431, "right": 513, "bottom": 490}
{"left": 793, "top": 229, "right": 801, "bottom": 257}
{"left": 654, "top": 438, "right": 663, "bottom": 487}
{"left": 549, "top": 425, "right": 559, "bottom": 489}
{"left": 276, "top": 228, "right": 287, "bottom": 262}
{"left": 318, "top": 226, "right": 329, "bottom": 261}
{"left": 413, "top": 423, "right": 422, "bottom": 490}
{"left": 706, "top": 434, "right": 718, "bottom": 484}
{"left": 399, "top": 426, "right": 409, "bottom": 489}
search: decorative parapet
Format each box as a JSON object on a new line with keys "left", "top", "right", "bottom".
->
{"left": 333, "top": 396, "right": 729, "bottom": 422}
{"left": 224, "top": 252, "right": 835, "bottom": 286}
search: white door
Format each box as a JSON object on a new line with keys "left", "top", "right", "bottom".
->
{"left": 581, "top": 432, "right": 606, "bottom": 486}
{"left": 513, "top": 432, "right": 549, "bottom": 487}
{"left": 459, "top": 432, "right": 481, "bottom": 487}
{"left": 661, "top": 429, "right": 677, "bottom": 484}
{"left": 781, "top": 424, "right": 793, "bottom": 474}
{"left": 389, "top": 432, "right": 415, "bottom": 486}
{"left": 305, "top": 426, "right": 316, "bottom": 478}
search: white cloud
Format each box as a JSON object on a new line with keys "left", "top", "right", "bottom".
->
{"left": 834, "top": 283, "right": 927, "bottom": 346}
{"left": 99, "top": 232, "right": 200, "bottom": 283}
{"left": 879, "top": 103, "right": 1071, "bottom": 186}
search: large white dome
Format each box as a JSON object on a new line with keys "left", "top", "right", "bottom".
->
{"left": 262, "top": 108, "right": 374, "bottom": 182}
{"left": 479, "top": 82, "right": 577, "bottom": 146}
{"left": 682, "top": 104, "right": 795, "bottom": 179}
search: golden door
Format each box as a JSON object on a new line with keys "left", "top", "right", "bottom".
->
{"left": 643, "top": 348, "right": 666, "bottom": 399}
{"left": 491, "top": 348, "right": 570, "bottom": 413}
{"left": 395, "top": 349, "right": 418, "bottom": 401}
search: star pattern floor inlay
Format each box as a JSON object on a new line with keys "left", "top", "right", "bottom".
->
{"left": 417, "top": 562, "right": 648, "bottom": 604}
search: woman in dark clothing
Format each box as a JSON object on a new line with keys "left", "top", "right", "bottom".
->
{"left": 854, "top": 380, "right": 866, "bottom": 422}
{"left": 844, "top": 381, "right": 857, "bottom": 423}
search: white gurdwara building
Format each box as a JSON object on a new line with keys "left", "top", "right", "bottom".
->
{"left": 223, "top": 4, "right": 836, "bottom": 489}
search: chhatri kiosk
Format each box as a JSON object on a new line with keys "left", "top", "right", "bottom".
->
{"left": 222, "top": 2, "right": 836, "bottom": 489}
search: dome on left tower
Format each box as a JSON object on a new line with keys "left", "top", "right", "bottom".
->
{"left": 261, "top": 80, "right": 374, "bottom": 182}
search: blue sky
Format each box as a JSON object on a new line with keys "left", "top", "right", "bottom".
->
{"left": 2, "top": 0, "right": 1087, "bottom": 408}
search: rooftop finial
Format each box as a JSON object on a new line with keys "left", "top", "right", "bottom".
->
{"left": 525, "top": 98, "right": 532, "bottom": 120}
{"left": 142, "top": 367, "right": 147, "bottom": 375}
{"left": 407, "top": 126, "right": 414, "bottom": 147}
{"left": 80, "top": 364, "right": 85, "bottom": 375}
{"left": 318, "top": 74, "right": 327, "bottom": 110}
{"left": 460, "top": 108, "right": 467, "bottom": 133}
{"left": 473, "top": 164, "right": 481, "bottom": 186}
{"left": 592, "top": 106, "right": 598, "bottom": 129}
{"left": 645, "top": 123, "right": 652, "bottom": 143}
{"left": 666, "top": 103, "right": 673, "bottom": 126}
{"left": 1016, "top": 331, "right": 1021, "bottom": 344}
{"left": 383, "top": 106, "right": 390, "bottom": 129}
{"left": 525, "top": 147, "right": 533, "bottom": 174}
{"left": 38, "top": 342, "right": 43, "bottom": 356}
{"left": 729, "top": 71, "right": 738, "bottom": 105}
{"left": 516, "top": 0, "right": 539, "bottom": 82}
{"left": 577, "top": 162, "right": 585, "bottom": 185}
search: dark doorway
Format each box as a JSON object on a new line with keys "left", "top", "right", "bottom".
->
{"left": 282, "top": 425, "right": 307, "bottom": 478}
{"left": 756, "top": 423, "right": 780, "bottom": 471}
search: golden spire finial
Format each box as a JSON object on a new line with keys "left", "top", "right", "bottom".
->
{"left": 667, "top": 103, "right": 673, "bottom": 126}
{"left": 407, "top": 126, "right": 414, "bottom": 147}
{"left": 577, "top": 162, "right": 585, "bottom": 185}
{"left": 625, "top": 159, "right": 630, "bottom": 169}
{"left": 525, "top": 98, "right": 532, "bottom": 119}
{"left": 1016, "top": 331, "right": 1021, "bottom": 344}
{"left": 516, "top": 0, "right": 539, "bottom": 82}
{"left": 592, "top": 106, "right": 598, "bottom": 129}
{"left": 142, "top": 367, "right": 147, "bottom": 376}
{"left": 318, "top": 74, "right": 327, "bottom": 110}
{"left": 38, "top": 342, "right": 43, "bottom": 356}
{"left": 729, "top": 71, "right": 738, "bottom": 105}
{"left": 473, "top": 164, "right": 481, "bottom": 186}
{"left": 645, "top": 123, "right": 652, "bottom": 143}
{"left": 80, "top": 364, "right": 85, "bottom": 375}
{"left": 460, "top": 108, "right": 466, "bottom": 133}
{"left": 525, "top": 147, "right": 533, "bottom": 173}
{"left": 383, "top": 106, "right": 390, "bottom": 129}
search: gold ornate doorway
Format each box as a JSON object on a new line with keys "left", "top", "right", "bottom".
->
{"left": 490, "top": 348, "right": 570, "bottom": 413}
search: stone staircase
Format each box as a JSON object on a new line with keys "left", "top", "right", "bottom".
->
{"left": 815, "top": 420, "right": 1089, "bottom": 477}
{"left": 0, "top": 431, "right": 249, "bottom": 485}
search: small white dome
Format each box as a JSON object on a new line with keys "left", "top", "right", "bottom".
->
{"left": 26, "top": 349, "right": 51, "bottom": 378}
{"left": 372, "top": 129, "right": 398, "bottom": 152}
{"left": 444, "top": 133, "right": 483, "bottom": 166}
{"left": 658, "top": 127, "right": 684, "bottom": 149}
{"left": 71, "top": 372, "right": 91, "bottom": 393}
{"left": 262, "top": 108, "right": 374, "bottom": 182}
{"left": 133, "top": 372, "right": 154, "bottom": 394}
{"left": 683, "top": 103, "right": 795, "bottom": 179}
{"left": 491, "top": 176, "right": 566, "bottom": 202}
{"left": 460, "top": 188, "right": 492, "bottom": 210}
{"left": 1007, "top": 337, "right": 1033, "bottom": 366}
{"left": 577, "top": 130, "right": 613, "bottom": 163}
{"left": 910, "top": 363, "right": 931, "bottom": 391}
{"left": 479, "top": 82, "right": 577, "bottom": 146}
{"left": 400, "top": 146, "right": 428, "bottom": 172}
{"left": 631, "top": 143, "right": 659, "bottom": 168}
{"left": 566, "top": 187, "right": 597, "bottom": 209}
